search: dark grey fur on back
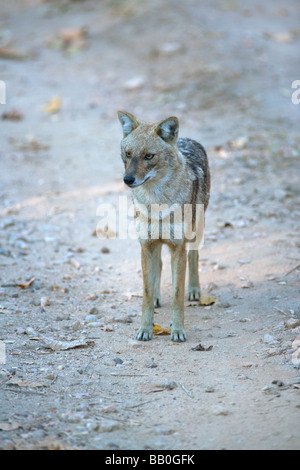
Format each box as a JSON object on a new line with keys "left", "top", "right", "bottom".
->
{"left": 178, "top": 137, "right": 211, "bottom": 210}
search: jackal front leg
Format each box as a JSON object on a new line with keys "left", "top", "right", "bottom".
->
{"left": 170, "top": 243, "right": 187, "bottom": 342}
{"left": 154, "top": 244, "right": 162, "bottom": 308}
{"left": 137, "top": 242, "right": 161, "bottom": 341}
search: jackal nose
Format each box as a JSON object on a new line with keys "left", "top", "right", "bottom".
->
{"left": 124, "top": 175, "right": 135, "bottom": 186}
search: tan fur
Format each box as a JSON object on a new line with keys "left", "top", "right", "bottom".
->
{"left": 118, "top": 111, "right": 210, "bottom": 342}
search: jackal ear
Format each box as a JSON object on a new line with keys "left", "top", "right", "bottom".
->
{"left": 118, "top": 111, "right": 139, "bottom": 137}
{"left": 156, "top": 117, "right": 179, "bottom": 143}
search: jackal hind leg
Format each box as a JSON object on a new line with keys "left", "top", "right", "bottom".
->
{"left": 188, "top": 249, "right": 201, "bottom": 301}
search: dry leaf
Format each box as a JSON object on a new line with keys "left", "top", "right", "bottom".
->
{"left": 96, "top": 226, "right": 117, "bottom": 239}
{"left": 43, "top": 97, "right": 61, "bottom": 114}
{"left": 152, "top": 324, "right": 171, "bottom": 335}
{"left": 25, "top": 327, "right": 93, "bottom": 351}
{"left": 191, "top": 344, "right": 213, "bottom": 351}
{"left": 198, "top": 296, "right": 217, "bottom": 306}
{"left": 17, "top": 277, "right": 35, "bottom": 289}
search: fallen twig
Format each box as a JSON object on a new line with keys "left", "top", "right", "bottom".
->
{"left": 282, "top": 264, "right": 300, "bottom": 277}
{"left": 179, "top": 383, "right": 194, "bottom": 398}
{"left": 25, "top": 327, "right": 94, "bottom": 351}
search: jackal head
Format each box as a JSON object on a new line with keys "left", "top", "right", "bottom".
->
{"left": 118, "top": 111, "right": 179, "bottom": 188}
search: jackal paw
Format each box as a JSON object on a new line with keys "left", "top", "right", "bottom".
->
{"left": 136, "top": 327, "right": 153, "bottom": 341}
{"left": 188, "top": 287, "right": 201, "bottom": 301}
{"left": 171, "top": 328, "right": 186, "bottom": 342}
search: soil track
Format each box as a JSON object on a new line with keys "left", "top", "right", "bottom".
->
{"left": 0, "top": 0, "right": 299, "bottom": 450}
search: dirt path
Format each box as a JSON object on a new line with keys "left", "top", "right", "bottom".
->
{"left": 0, "top": 0, "right": 299, "bottom": 450}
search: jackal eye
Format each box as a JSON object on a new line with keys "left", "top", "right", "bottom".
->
{"left": 145, "top": 153, "right": 155, "bottom": 160}
{"left": 125, "top": 151, "right": 131, "bottom": 158}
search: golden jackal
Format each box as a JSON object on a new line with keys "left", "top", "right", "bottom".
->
{"left": 118, "top": 111, "right": 210, "bottom": 342}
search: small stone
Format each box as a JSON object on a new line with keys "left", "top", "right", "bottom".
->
{"left": 101, "top": 325, "right": 114, "bottom": 332}
{"left": 212, "top": 406, "right": 229, "bottom": 416}
{"left": 242, "top": 280, "right": 254, "bottom": 288}
{"left": 46, "top": 373, "right": 56, "bottom": 380}
{"left": 272, "top": 380, "right": 285, "bottom": 387}
{"left": 101, "top": 405, "right": 117, "bottom": 414}
{"left": 124, "top": 76, "right": 145, "bottom": 91}
{"left": 160, "top": 380, "right": 177, "bottom": 390}
{"left": 285, "top": 318, "right": 300, "bottom": 329}
{"left": 85, "top": 314, "right": 99, "bottom": 323}
{"left": 113, "top": 357, "right": 123, "bottom": 365}
{"left": 214, "top": 263, "right": 227, "bottom": 270}
{"left": 69, "top": 258, "right": 81, "bottom": 269}
{"left": 40, "top": 297, "right": 51, "bottom": 308}
{"left": 89, "top": 307, "right": 100, "bottom": 315}
{"left": 264, "top": 334, "right": 279, "bottom": 345}
{"left": 86, "top": 294, "right": 98, "bottom": 301}
{"left": 145, "top": 360, "right": 158, "bottom": 368}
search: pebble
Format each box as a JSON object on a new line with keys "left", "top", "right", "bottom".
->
{"left": 264, "top": 334, "right": 280, "bottom": 345}
{"left": 285, "top": 318, "right": 300, "bottom": 329}
{"left": 145, "top": 360, "right": 158, "bottom": 368}
{"left": 86, "top": 294, "right": 98, "bottom": 301}
{"left": 85, "top": 314, "right": 99, "bottom": 323}
{"left": 113, "top": 358, "right": 123, "bottom": 365}
{"left": 160, "top": 380, "right": 177, "bottom": 390}
{"left": 241, "top": 280, "right": 254, "bottom": 288}
{"left": 101, "top": 405, "right": 117, "bottom": 414}
{"left": 89, "top": 307, "right": 100, "bottom": 316}
{"left": 124, "top": 76, "right": 145, "bottom": 91}
{"left": 40, "top": 297, "right": 51, "bottom": 308}
{"left": 211, "top": 406, "right": 229, "bottom": 416}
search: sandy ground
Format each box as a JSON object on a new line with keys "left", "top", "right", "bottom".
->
{"left": 0, "top": 0, "right": 300, "bottom": 450}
